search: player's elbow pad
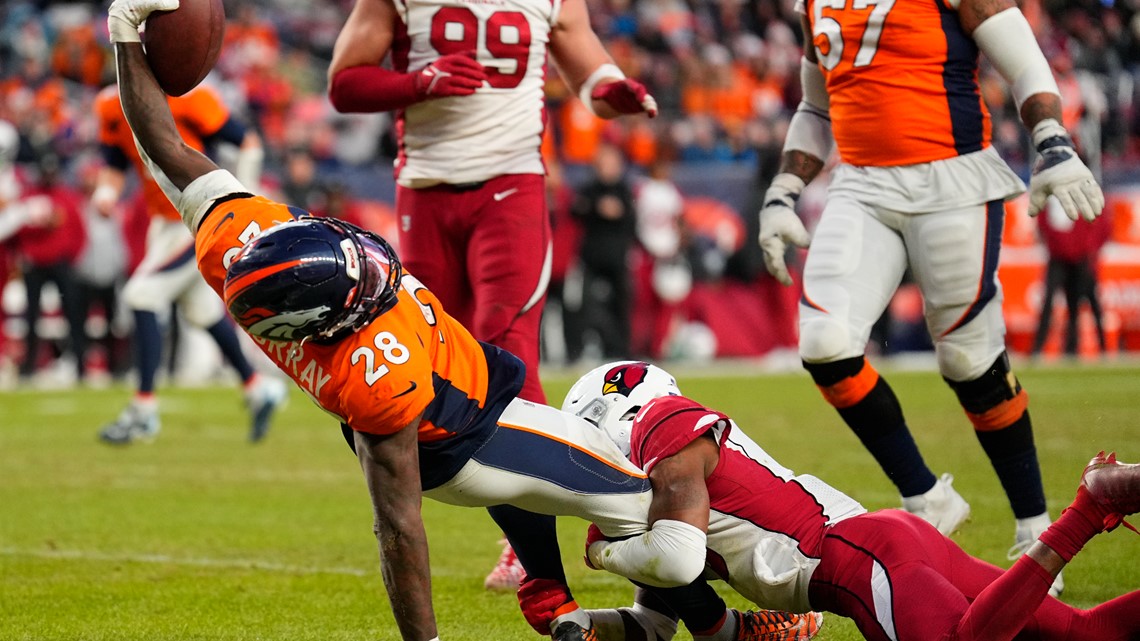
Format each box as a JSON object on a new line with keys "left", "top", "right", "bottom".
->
{"left": 595, "top": 519, "right": 706, "bottom": 588}
{"left": 783, "top": 57, "right": 834, "bottom": 161}
{"left": 973, "top": 8, "right": 1059, "bottom": 111}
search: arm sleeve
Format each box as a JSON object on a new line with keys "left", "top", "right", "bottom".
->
{"left": 328, "top": 65, "right": 422, "bottom": 113}
{"left": 592, "top": 519, "right": 707, "bottom": 587}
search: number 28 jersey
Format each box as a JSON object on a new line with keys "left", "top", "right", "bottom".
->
{"left": 194, "top": 190, "right": 525, "bottom": 489}
{"left": 799, "top": 0, "right": 992, "bottom": 167}
{"left": 390, "top": 0, "right": 559, "bottom": 186}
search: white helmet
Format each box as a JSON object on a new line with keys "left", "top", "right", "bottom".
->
{"left": 561, "top": 361, "right": 681, "bottom": 456}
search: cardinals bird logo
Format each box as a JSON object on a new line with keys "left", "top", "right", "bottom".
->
{"left": 602, "top": 362, "right": 650, "bottom": 396}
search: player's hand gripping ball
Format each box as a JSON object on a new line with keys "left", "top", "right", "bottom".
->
{"left": 108, "top": 0, "right": 226, "bottom": 96}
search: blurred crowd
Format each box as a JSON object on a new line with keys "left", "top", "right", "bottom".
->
{"left": 1, "top": 0, "right": 1138, "bottom": 384}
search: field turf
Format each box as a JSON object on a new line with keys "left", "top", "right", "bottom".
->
{"left": 2, "top": 363, "right": 1138, "bottom": 640}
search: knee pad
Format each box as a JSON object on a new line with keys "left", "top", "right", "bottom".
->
{"left": 798, "top": 317, "right": 853, "bottom": 363}
{"left": 945, "top": 352, "right": 1028, "bottom": 431}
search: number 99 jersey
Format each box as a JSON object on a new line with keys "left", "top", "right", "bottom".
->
{"left": 195, "top": 191, "right": 526, "bottom": 489}
{"left": 391, "top": 0, "right": 558, "bottom": 186}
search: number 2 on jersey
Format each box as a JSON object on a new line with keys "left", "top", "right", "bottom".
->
{"left": 430, "top": 7, "right": 531, "bottom": 88}
{"left": 352, "top": 331, "right": 411, "bottom": 386}
{"left": 812, "top": 0, "right": 897, "bottom": 70}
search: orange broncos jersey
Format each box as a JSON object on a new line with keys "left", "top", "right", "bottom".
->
{"left": 196, "top": 196, "right": 525, "bottom": 488}
{"left": 96, "top": 85, "right": 232, "bottom": 220}
{"left": 804, "top": 0, "right": 991, "bottom": 167}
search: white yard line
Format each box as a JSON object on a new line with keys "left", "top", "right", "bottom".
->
{"left": 0, "top": 547, "right": 370, "bottom": 577}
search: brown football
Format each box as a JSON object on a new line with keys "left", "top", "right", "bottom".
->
{"left": 142, "top": 0, "right": 226, "bottom": 96}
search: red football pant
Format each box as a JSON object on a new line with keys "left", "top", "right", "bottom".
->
{"left": 809, "top": 510, "right": 1139, "bottom": 641}
{"left": 397, "top": 174, "right": 550, "bottom": 403}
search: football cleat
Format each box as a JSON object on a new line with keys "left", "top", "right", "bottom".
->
{"left": 484, "top": 539, "right": 525, "bottom": 591}
{"left": 98, "top": 404, "right": 161, "bottom": 445}
{"left": 736, "top": 609, "right": 823, "bottom": 641}
{"left": 1079, "top": 451, "right": 1140, "bottom": 534}
{"left": 1008, "top": 513, "right": 1064, "bottom": 597}
{"left": 245, "top": 375, "right": 287, "bottom": 442}
{"left": 552, "top": 620, "right": 599, "bottom": 641}
{"left": 901, "top": 473, "right": 971, "bottom": 535}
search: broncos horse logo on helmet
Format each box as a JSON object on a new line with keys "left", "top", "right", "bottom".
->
{"left": 224, "top": 217, "right": 403, "bottom": 342}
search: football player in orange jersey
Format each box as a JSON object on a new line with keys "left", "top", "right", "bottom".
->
{"left": 757, "top": 0, "right": 1106, "bottom": 597}
{"left": 92, "top": 79, "right": 285, "bottom": 445}
{"left": 328, "top": 0, "right": 658, "bottom": 590}
{"left": 104, "top": 3, "right": 822, "bottom": 641}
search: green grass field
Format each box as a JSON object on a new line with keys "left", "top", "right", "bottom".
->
{"left": 2, "top": 363, "right": 1138, "bottom": 640}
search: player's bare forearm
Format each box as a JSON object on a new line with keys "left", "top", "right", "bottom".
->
{"left": 646, "top": 437, "right": 715, "bottom": 530}
{"left": 329, "top": 0, "right": 396, "bottom": 82}
{"left": 778, "top": 150, "right": 825, "bottom": 185}
{"left": 354, "top": 422, "right": 437, "bottom": 641}
{"left": 113, "top": 43, "right": 217, "bottom": 191}
{"left": 1019, "top": 92, "right": 1063, "bottom": 132}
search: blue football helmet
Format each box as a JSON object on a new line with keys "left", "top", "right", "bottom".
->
{"left": 223, "top": 216, "right": 402, "bottom": 342}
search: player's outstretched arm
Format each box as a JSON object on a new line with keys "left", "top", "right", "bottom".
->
{"left": 758, "top": 15, "right": 828, "bottom": 286}
{"left": 961, "top": 0, "right": 1104, "bottom": 221}
{"left": 354, "top": 417, "right": 440, "bottom": 641}
{"left": 586, "top": 436, "right": 713, "bottom": 588}
{"left": 549, "top": 0, "right": 657, "bottom": 119}
{"left": 110, "top": 0, "right": 218, "bottom": 192}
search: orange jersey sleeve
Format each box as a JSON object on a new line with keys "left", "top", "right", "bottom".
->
{"left": 95, "top": 85, "right": 235, "bottom": 220}
{"left": 195, "top": 197, "right": 502, "bottom": 439}
{"left": 805, "top": 0, "right": 991, "bottom": 167}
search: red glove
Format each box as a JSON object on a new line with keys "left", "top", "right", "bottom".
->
{"left": 584, "top": 523, "right": 607, "bottom": 570}
{"left": 591, "top": 79, "right": 658, "bottom": 118}
{"left": 517, "top": 575, "right": 575, "bottom": 635}
{"left": 413, "top": 52, "right": 488, "bottom": 99}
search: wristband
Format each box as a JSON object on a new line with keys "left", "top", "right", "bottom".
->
{"left": 579, "top": 63, "right": 624, "bottom": 116}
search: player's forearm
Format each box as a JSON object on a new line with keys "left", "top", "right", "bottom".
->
{"left": 777, "top": 150, "right": 825, "bottom": 185}
{"left": 356, "top": 428, "right": 438, "bottom": 641}
{"left": 1019, "top": 92, "right": 1064, "bottom": 133}
{"left": 114, "top": 43, "right": 216, "bottom": 191}
{"left": 329, "top": 66, "right": 423, "bottom": 113}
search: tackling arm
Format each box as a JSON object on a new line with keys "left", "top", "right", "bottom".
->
{"left": 586, "top": 436, "right": 715, "bottom": 587}
{"left": 354, "top": 416, "right": 439, "bottom": 641}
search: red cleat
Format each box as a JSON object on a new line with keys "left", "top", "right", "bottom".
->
{"left": 1079, "top": 451, "right": 1140, "bottom": 533}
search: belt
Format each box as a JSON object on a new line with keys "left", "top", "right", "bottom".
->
{"left": 441, "top": 180, "right": 488, "bottom": 192}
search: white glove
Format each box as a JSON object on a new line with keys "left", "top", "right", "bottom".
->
{"left": 108, "top": 0, "right": 179, "bottom": 43}
{"left": 1027, "top": 119, "right": 1104, "bottom": 222}
{"left": 758, "top": 173, "right": 811, "bottom": 286}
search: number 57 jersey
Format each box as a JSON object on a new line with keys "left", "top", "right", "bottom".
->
{"left": 391, "top": 0, "right": 558, "bottom": 186}
{"left": 195, "top": 193, "right": 526, "bottom": 489}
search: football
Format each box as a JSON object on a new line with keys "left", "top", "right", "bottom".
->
{"left": 142, "top": 0, "right": 226, "bottom": 96}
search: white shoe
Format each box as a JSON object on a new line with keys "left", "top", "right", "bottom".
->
{"left": 245, "top": 376, "right": 287, "bottom": 442}
{"left": 902, "top": 473, "right": 971, "bottom": 535}
{"left": 99, "top": 404, "right": 161, "bottom": 445}
{"left": 1008, "top": 513, "right": 1064, "bottom": 597}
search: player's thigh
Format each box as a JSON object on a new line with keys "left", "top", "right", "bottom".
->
{"left": 176, "top": 271, "right": 226, "bottom": 328}
{"left": 395, "top": 185, "right": 470, "bottom": 318}
{"left": 799, "top": 195, "right": 907, "bottom": 362}
{"left": 123, "top": 220, "right": 200, "bottom": 312}
{"left": 905, "top": 201, "right": 1006, "bottom": 381}
{"left": 425, "top": 399, "right": 651, "bottom": 537}
{"left": 467, "top": 175, "right": 551, "bottom": 317}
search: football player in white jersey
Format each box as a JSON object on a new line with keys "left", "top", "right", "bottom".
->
{"left": 755, "top": 0, "right": 1105, "bottom": 597}
{"left": 566, "top": 362, "right": 1140, "bottom": 641}
{"left": 328, "top": 0, "right": 657, "bottom": 590}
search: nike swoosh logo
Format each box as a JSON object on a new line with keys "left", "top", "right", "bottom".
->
{"left": 211, "top": 211, "right": 235, "bottom": 234}
{"left": 493, "top": 188, "right": 519, "bottom": 201}
{"left": 393, "top": 382, "right": 418, "bottom": 398}
{"left": 693, "top": 413, "right": 722, "bottom": 432}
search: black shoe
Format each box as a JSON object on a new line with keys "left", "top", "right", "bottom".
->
{"left": 552, "top": 620, "right": 598, "bottom": 641}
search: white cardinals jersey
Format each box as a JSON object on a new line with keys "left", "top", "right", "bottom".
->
{"left": 629, "top": 396, "right": 866, "bottom": 613}
{"left": 391, "top": 0, "right": 559, "bottom": 187}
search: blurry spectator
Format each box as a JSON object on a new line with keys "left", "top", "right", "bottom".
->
{"left": 633, "top": 155, "right": 691, "bottom": 358}
{"left": 541, "top": 158, "right": 584, "bottom": 364}
{"left": 10, "top": 154, "right": 88, "bottom": 382}
{"left": 51, "top": 23, "right": 106, "bottom": 87}
{"left": 573, "top": 143, "right": 637, "bottom": 358}
{"left": 1031, "top": 203, "right": 1112, "bottom": 358}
